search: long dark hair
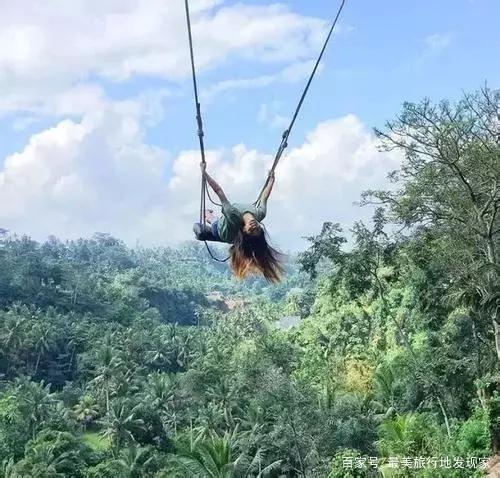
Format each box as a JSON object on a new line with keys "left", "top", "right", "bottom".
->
{"left": 229, "top": 229, "right": 284, "bottom": 282}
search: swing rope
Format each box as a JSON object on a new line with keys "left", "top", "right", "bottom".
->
{"left": 185, "top": 0, "right": 347, "bottom": 260}
{"left": 185, "top": 0, "right": 228, "bottom": 262}
{"left": 255, "top": 0, "right": 347, "bottom": 206}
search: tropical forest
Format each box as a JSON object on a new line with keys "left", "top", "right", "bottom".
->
{"left": 0, "top": 88, "right": 499, "bottom": 477}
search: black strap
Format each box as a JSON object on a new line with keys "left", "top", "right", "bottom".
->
{"left": 255, "top": 0, "right": 347, "bottom": 204}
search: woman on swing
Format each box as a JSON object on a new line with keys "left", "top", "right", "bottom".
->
{"left": 193, "top": 163, "right": 284, "bottom": 282}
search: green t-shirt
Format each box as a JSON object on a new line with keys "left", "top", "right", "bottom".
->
{"left": 217, "top": 201, "right": 267, "bottom": 243}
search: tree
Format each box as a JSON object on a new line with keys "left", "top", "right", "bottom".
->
{"left": 13, "top": 379, "right": 57, "bottom": 438}
{"left": 115, "top": 446, "right": 158, "bottom": 478}
{"left": 99, "top": 399, "right": 145, "bottom": 453}
{"left": 90, "top": 338, "right": 123, "bottom": 413}
{"left": 364, "top": 87, "right": 500, "bottom": 360}
{"left": 0, "top": 395, "right": 29, "bottom": 462}
{"left": 167, "top": 427, "right": 280, "bottom": 478}
{"left": 73, "top": 395, "right": 100, "bottom": 429}
{"left": 30, "top": 322, "right": 56, "bottom": 376}
{"left": 12, "top": 430, "right": 90, "bottom": 478}
{"left": 299, "top": 222, "right": 346, "bottom": 280}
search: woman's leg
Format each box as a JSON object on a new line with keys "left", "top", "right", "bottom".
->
{"left": 193, "top": 219, "right": 224, "bottom": 242}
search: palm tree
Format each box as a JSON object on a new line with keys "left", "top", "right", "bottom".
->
{"left": 206, "top": 379, "right": 241, "bottom": 429}
{"left": 0, "top": 315, "right": 26, "bottom": 373}
{"left": 0, "top": 458, "right": 16, "bottom": 478}
{"left": 99, "top": 399, "right": 145, "bottom": 453}
{"left": 73, "top": 395, "right": 100, "bottom": 429}
{"left": 372, "top": 363, "right": 397, "bottom": 419}
{"left": 142, "top": 372, "right": 178, "bottom": 434}
{"left": 145, "top": 372, "right": 175, "bottom": 406}
{"left": 1, "top": 316, "right": 25, "bottom": 349}
{"left": 12, "top": 441, "right": 74, "bottom": 477}
{"left": 167, "top": 428, "right": 281, "bottom": 478}
{"left": 32, "top": 323, "right": 55, "bottom": 375}
{"left": 116, "top": 446, "right": 155, "bottom": 478}
{"left": 377, "top": 414, "right": 417, "bottom": 456}
{"left": 14, "top": 378, "right": 56, "bottom": 438}
{"left": 90, "top": 340, "right": 123, "bottom": 413}
{"left": 168, "top": 428, "right": 235, "bottom": 478}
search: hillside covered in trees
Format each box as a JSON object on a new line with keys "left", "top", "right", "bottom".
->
{"left": 0, "top": 89, "right": 499, "bottom": 477}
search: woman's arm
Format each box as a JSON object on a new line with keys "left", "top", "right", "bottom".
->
{"left": 201, "top": 163, "right": 229, "bottom": 204}
{"left": 254, "top": 172, "right": 275, "bottom": 221}
{"left": 259, "top": 171, "right": 275, "bottom": 205}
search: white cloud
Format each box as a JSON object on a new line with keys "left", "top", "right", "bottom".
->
{"left": 0, "top": 106, "right": 401, "bottom": 250}
{"left": 202, "top": 75, "right": 277, "bottom": 103}
{"left": 0, "top": 96, "right": 170, "bottom": 242}
{"left": 168, "top": 113, "right": 403, "bottom": 251}
{"left": 7, "top": 83, "right": 169, "bottom": 127}
{"left": 0, "top": 1, "right": 327, "bottom": 116}
{"left": 201, "top": 59, "right": 321, "bottom": 103}
{"left": 408, "top": 32, "right": 454, "bottom": 69}
{"left": 424, "top": 33, "right": 453, "bottom": 53}
{"left": 257, "top": 102, "right": 289, "bottom": 130}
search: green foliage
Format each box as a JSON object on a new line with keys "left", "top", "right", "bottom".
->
{"left": 82, "top": 432, "right": 111, "bottom": 452}
{"left": 454, "top": 410, "right": 491, "bottom": 456}
{"left": 85, "top": 460, "right": 126, "bottom": 478}
{"left": 13, "top": 430, "right": 91, "bottom": 477}
{"left": 377, "top": 413, "right": 444, "bottom": 457}
{"left": 327, "top": 449, "right": 371, "bottom": 477}
{"left": 0, "top": 395, "right": 29, "bottom": 462}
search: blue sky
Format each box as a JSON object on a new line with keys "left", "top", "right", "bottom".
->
{"left": 161, "top": 0, "right": 500, "bottom": 153}
{"left": 0, "top": 0, "right": 498, "bottom": 249}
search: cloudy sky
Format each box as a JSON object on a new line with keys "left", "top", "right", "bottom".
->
{"left": 0, "top": 0, "right": 498, "bottom": 251}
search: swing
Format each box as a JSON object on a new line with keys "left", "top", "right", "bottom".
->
{"left": 184, "top": 0, "right": 347, "bottom": 262}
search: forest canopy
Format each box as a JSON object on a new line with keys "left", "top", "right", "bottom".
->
{"left": 0, "top": 87, "right": 499, "bottom": 477}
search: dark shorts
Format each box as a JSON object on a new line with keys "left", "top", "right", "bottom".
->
{"left": 211, "top": 220, "right": 221, "bottom": 241}
{"left": 194, "top": 220, "right": 223, "bottom": 242}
